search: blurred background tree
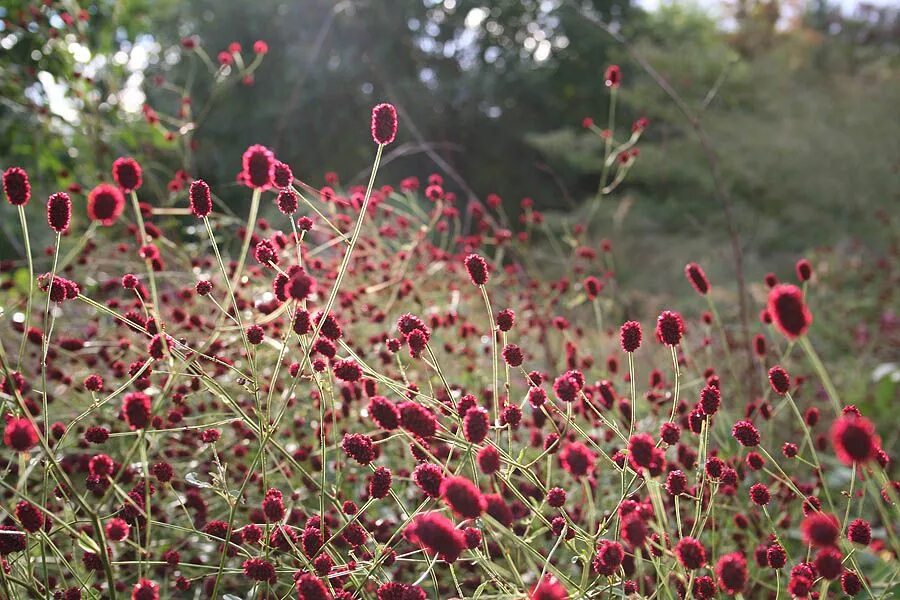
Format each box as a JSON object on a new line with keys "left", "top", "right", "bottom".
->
{"left": 1, "top": 0, "right": 897, "bottom": 293}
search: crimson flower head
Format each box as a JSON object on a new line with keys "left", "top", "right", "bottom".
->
{"left": 241, "top": 144, "right": 275, "bottom": 189}
{"left": 767, "top": 284, "right": 812, "bottom": 340}
{"left": 131, "top": 578, "right": 159, "bottom": 600}
{"left": 530, "top": 575, "right": 569, "bottom": 600}
{"left": 464, "top": 253, "right": 490, "bottom": 286}
{"left": 4, "top": 417, "right": 39, "bottom": 452}
{"left": 656, "top": 310, "right": 684, "bottom": 346}
{"left": 830, "top": 414, "right": 880, "bottom": 465}
{"left": 560, "top": 441, "right": 595, "bottom": 478}
{"left": 768, "top": 365, "right": 791, "bottom": 395}
{"left": 716, "top": 552, "right": 748, "bottom": 596}
{"left": 801, "top": 511, "right": 840, "bottom": 547}
{"left": 87, "top": 183, "right": 125, "bottom": 226}
{"left": 675, "top": 536, "right": 706, "bottom": 569}
{"left": 112, "top": 157, "right": 142, "bottom": 192}
{"left": 604, "top": 64, "right": 621, "bottom": 88}
{"left": 3, "top": 167, "right": 31, "bottom": 206}
{"left": 796, "top": 258, "right": 813, "bottom": 282}
{"left": 405, "top": 512, "right": 466, "bottom": 562}
{"left": 271, "top": 161, "right": 293, "bottom": 188}
{"left": 684, "top": 262, "right": 710, "bottom": 295}
{"left": 341, "top": 433, "right": 375, "bottom": 464}
{"left": 731, "top": 420, "right": 760, "bottom": 447}
{"left": 619, "top": 320, "right": 642, "bottom": 353}
{"left": 47, "top": 192, "right": 72, "bottom": 233}
{"left": 122, "top": 392, "right": 152, "bottom": 430}
{"left": 189, "top": 179, "right": 212, "bottom": 218}
{"left": 440, "top": 475, "right": 485, "bottom": 519}
{"left": 371, "top": 103, "right": 398, "bottom": 145}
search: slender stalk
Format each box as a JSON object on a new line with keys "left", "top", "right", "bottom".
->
{"left": 480, "top": 285, "right": 500, "bottom": 431}
{"left": 16, "top": 205, "right": 34, "bottom": 369}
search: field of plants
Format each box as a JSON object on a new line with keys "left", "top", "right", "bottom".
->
{"left": 1, "top": 1, "right": 899, "bottom": 599}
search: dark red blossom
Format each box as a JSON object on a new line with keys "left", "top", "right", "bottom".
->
{"left": 656, "top": 310, "right": 684, "bottom": 346}
{"left": 801, "top": 511, "right": 840, "bottom": 547}
{"left": 189, "top": 179, "right": 212, "bottom": 217}
{"left": 716, "top": 552, "right": 748, "bottom": 596}
{"left": 529, "top": 576, "right": 568, "bottom": 600}
{"left": 341, "top": 433, "right": 375, "bottom": 464}
{"left": 675, "top": 537, "right": 706, "bottom": 569}
{"left": 3, "top": 417, "right": 38, "bottom": 452}
{"left": 620, "top": 320, "right": 642, "bottom": 352}
{"left": 243, "top": 557, "right": 276, "bottom": 582}
{"left": 15, "top": 501, "right": 43, "bottom": 533}
{"left": 405, "top": 512, "right": 466, "bottom": 562}
{"left": 463, "top": 406, "right": 490, "bottom": 444}
{"left": 768, "top": 365, "right": 790, "bottom": 395}
{"left": 731, "top": 420, "right": 760, "bottom": 447}
{"left": 767, "top": 284, "right": 812, "bottom": 339}
{"left": 440, "top": 476, "right": 485, "bottom": 519}
{"left": 3, "top": 166, "right": 30, "bottom": 206}
{"left": 131, "top": 579, "right": 159, "bottom": 600}
{"left": 47, "top": 192, "right": 72, "bottom": 233}
{"left": 112, "top": 157, "right": 142, "bottom": 192}
{"left": 464, "top": 253, "right": 490, "bottom": 286}
{"left": 122, "top": 392, "right": 152, "bottom": 430}
{"left": 399, "top": 402, "right": 437, "bottom": 438}
{"left": 87, "top": 183, "right": 125, "bottom": 226}
{"left": 368, "top": 466, "right": 392, "bottom": 499}
{"left": 371, "top": 103, "right": 398, "bottom": 145}
{"left": 830, "top": 414, "right": 880, "bottom": 465}
{"left": 684, "top": 262, "right": 710, "bottom": 295}
{"left": 241, "top": 144, "right": 275, "bottom": 189}
{"left": 560, "top": 441, "right": 594, "bottom": 478}
{"left": 604, "top": 64, "right": 621, "bottom": 88}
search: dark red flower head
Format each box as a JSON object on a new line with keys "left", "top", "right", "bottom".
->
{"left": 464, "top": 253, "right": 489, "bottom": 286}
{"left": 241, "top": 144, "right": 275, "bottom": 189}
{"left": 529, "top": 575, "right": 568, "bottom": 600}
{"left": 371, "top": 103, "right": 398, "bottom": 145}
{"left": 189, "top": 179, "right": 212, "bottom": 218}
{"left": 768, "top": 365, "right": 790, "bottom": 395}
{"left": 4, "top": 417, "right": 39, "bottom": 452}
{"left": 620, "top": 320, "right": 642, "bottom": 353}
{"left": 271, "top": 161, "right": 293, "bottom": 188}
{"left": 47, "top": 192, "right": 72, "bottom": 233}
{"left": 131, "top": 578, "right": 159, "bottom": 600}
{"left": 767, "top": 284, "right": 812, "bottom": 340}
{"left": 830, "top": 415, "right": 880, "bottom": 465}
{"left": 122, "top": 392, "right": 152, "bottom": 430}
{"left": 87, "top": 183, "right": 125, "bottom": 226}
{"left": 675, "top": 536, "right": 706, "bottom": 569}
{"left": 440, "top": 476, "right": 485, "bottom": 519}
{"left": 341, "top": 433, "right": 375, "bottom": 464}
{"left": 112, "top": 157, "right": 142, "bottom": 192}
{"left": 716, "top": 552, "right": 748, "bottom": 596}
{"left": 3, "top": 167, "right": 31, "bottom": 206}
{"left": 731, "top": 420, "right": 760, "bottom": 447}
{"left": 604, "top": 65, "right": 621, "bottom": 88}
{"left": 560, "top": 441, "right": 595, "bottom": 478}
{"left": 795, "top": 258, "right": 812, "bottom": 282}
{"left": 684, "top": 262, "right": 710, "bottom": 295}
{"left": 405, "top": 512, "right": 466, "bottom": 562}
{"left": 801, "top": 511, "right": 840, "bottom": 547}
{"left": 656, "top": 310, "right": 684, "bottom": 346}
